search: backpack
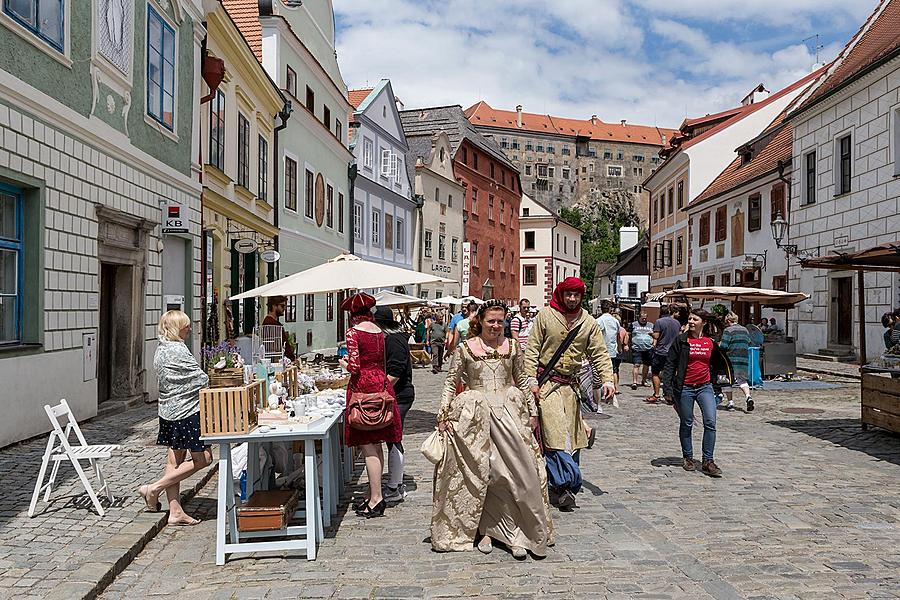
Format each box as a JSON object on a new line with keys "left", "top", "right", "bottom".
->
{"left": 504, "top": 317, "right": 513, "bottom": 339}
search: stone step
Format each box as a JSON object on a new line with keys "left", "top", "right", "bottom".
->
{"left": 799, "top": 352, "right": 857, "bottom": 363}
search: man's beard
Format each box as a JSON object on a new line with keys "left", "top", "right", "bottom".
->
{"left": 564, "top": 298, "right": 582, "bottom": 311}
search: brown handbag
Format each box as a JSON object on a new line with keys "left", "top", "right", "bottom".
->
{"left": 347, "top": 381, "right": 395, "bottom": 431}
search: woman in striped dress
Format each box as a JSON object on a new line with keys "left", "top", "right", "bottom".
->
{"left": 719, "top": 313, "right": 754, "bottom": 412}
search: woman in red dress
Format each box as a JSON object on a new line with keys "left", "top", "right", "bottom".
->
{"left": 339, "top": 293, "right": 402, "bottom": 518}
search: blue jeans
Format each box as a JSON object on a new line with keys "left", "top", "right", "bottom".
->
{"left": 677, "top": 383, "right": 717, "bottom": 461}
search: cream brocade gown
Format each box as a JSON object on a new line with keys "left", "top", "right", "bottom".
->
{"left": 430, "top": 340, "right": 554, "bottom": 554}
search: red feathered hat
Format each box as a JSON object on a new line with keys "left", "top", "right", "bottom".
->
{"left": 340, "top": 292, "right": 376, "bottom": 316}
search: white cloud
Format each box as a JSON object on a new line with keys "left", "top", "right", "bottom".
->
{"left": 332, "top": 0, "right": 879, "bottom": 129}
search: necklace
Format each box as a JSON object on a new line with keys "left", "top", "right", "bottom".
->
{"left": 478, "top": 336, "right": 502, "bottom": 359}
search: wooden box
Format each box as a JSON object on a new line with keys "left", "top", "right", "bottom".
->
{"left": 276, "top": 365, "right": 299, "bottom": 397}
{"left": 861, "top": 372, "right": 900, "bottom": 434}
{"left": 199, "top": 380, "right": 264, "bottom": 436}
{"left": 237, "top": 489, "right": 299, "bottom": 532}
{"left": 208, "top": 367, "right": 245, "bottom": 388}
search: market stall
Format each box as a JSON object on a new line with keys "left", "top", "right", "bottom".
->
{"left": 802, "top": 242, "right": 900, "bottom": 434}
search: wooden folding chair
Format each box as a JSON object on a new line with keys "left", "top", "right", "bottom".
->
{"left": 28, "top": 399, "right": 119, "bottom": 517}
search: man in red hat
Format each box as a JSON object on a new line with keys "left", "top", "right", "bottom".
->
{"left": 523, "top": 277, "right": 615, "bottom": 512}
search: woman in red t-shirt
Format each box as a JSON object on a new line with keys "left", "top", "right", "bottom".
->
{"left": 662, "top": 309, "right": 733, "bottom": 477}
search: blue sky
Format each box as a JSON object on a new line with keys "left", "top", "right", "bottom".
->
{"left": 332, "top": 0, "right": 878, "bottom": 128}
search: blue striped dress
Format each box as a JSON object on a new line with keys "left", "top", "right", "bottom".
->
{"left": 720, "top": 325, "right": 751, "bottom": 384}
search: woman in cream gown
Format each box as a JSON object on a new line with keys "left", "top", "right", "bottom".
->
{"left": 430, "top": 300, "right": 553, "bottom": 559}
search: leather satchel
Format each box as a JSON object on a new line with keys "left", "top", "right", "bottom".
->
{"left": 347, "top": 381, "right": 395, "bottom": 431}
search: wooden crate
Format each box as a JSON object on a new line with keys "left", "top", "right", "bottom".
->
{"left": 200, "top": 380, "right": 264, "bottom": 436}
{"left": 276, "top": 365, "right": 299, "bottom": 397}
{"left": 208, "top": 367, "right": 244, "bottom": 388}
{"left": 861, "top": 372, "right": 900, "bottom": 434}
{"left": 237, "top": 489, "right": 299, "bottom": 532}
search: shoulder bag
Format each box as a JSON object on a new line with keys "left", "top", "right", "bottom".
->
{"left": 347, "top": 336, "right": 395, "bottom": 431}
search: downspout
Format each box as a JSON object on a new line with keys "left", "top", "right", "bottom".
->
{"left": 777, "top": 159, "right": 793, "bottom": 341}
{"left": 413, "top": 193, "right": 425, "bottom": 295}
{"left": 550, "top": 218, "right": 557, "bottom": 307}
{"left": 272, "top": 101, "right": 293, "bottom": 280}
{"left": 348, "top": 162, "right": 358, "bottom": 254}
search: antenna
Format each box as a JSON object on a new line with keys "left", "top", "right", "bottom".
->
{"left": 802, "top": 34, "right": 824, "bottom": 65}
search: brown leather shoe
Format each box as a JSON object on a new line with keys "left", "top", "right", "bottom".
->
{"left": 702, "top": 460, "right": 722, "bottom": 477}
{"left": 682, "top": 457, "right": 695, "bottom": 471}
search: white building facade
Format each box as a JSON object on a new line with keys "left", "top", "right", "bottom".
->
{"left": 519, "top": 194, "right": 581, "bottom": 307}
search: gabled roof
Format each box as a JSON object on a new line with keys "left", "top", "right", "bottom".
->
{"left": 793, "top": 0, "right": 900, "bottom": 115}
{"left": 399, "top": 105, "right": 518, "bottom": 172}
{"left": 604, "top": 236, "right": 648, "bottom": 277}
{"left": 221, "top": 0, "right": 262, "bottom": 62}
{"left": 464, "top": 101, "right": 677, "bottom": 146}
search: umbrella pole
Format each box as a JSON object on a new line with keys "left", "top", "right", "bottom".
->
{"left": 857, "top": 270, "right": 867, "bottom": 366}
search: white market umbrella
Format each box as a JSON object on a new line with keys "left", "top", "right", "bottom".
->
{"left": 229, "top": 253, "right": 456, "bottom": 300}
{"left": 660, "top": 286, "right": 809, "bottom": 307}
{"left": 374, "top": 290, "right": 427, "bottom": 307}
{"left": 433, "top": 295, "right": 462, "bottom": 305}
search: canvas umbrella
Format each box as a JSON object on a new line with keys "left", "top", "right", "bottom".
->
{"left": 229, "top": 253, "right": 455, "bottom": 300}
{"left": 659, "top": 286, "right": 808, "bottom": 307}
{"left": 373, "top": 290, "right": 427, "bottom": 307}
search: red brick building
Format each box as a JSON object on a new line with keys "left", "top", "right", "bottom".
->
{"left": 400, "top": 106, "right": 522, "bottom": 302}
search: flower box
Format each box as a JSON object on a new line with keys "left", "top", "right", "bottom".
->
{"left": 208, "top": 367, "right": 245, "bottom": 389}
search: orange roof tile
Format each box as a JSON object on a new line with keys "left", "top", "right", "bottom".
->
{"left": 464, "top": 101, "right": 677, "bottom": 146}
{"left": 221, "top": 0, "right": 262, "bottom": 63}
{"left": 796, "top": 0, "right": 900, "bottom": 113}
{"left": 348, "top": 88, "right": 373, "bottom": 109}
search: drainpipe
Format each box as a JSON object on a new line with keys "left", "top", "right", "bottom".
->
{"left": 414, "top": 193, "right": 425, "bottom": 295}
{"left": 348, "top": 162, "right": 358, "bottom": 254}
{"left": 272, "top": 101, "right": 293, "bottom": 280}
{"left": 776, "top": 159, "right": 793, "bottom": 341}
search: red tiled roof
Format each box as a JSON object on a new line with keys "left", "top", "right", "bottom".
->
{"left": 348, "top": 88, "right": 373, "bottom": 109}
{"left": 796, "top": 0, "right": 900, "bottom": 113}
{"left": 681, "top": 106, "right": 747, "bottom": 130}
{"left": 464, "top": 101, "right": 677, "bottom": 146}
{"left": 221, "top": 0, "right": 262, "bottom": 62}
{"left": 692, "top": 115, "right": 793, "bottom": 206}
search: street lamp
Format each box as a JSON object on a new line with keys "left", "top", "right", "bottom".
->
{"left": 771, "top": 212, "right": 798, "bottom": 256}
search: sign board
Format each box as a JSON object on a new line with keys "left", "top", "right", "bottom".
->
{"left": 740, "top": 260, "right": 758, "bottom": 270}
{"left": 162, "top": 202, "right": 189, "bottom": 234}
{"left": 82, "top": 332, "right": 96, "bottom": 382}
{"left": 431, "top": 263, "right": 452, "bottom": 274}
{"left": 260, "top": 249, "right": 280, "bottom": 263}
{"left": 234, "top": 238, "right": 259, "bottom": 254}
{"left": 461, "top": 242, "right": 471, "bottom": 296}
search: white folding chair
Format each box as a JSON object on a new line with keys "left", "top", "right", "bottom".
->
{"left": 28, "top": 399, "right": 119, "bottom": 517}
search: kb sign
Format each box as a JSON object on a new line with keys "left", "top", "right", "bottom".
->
{"left": 162, "top": 202, "right": 188, "bottom": 234}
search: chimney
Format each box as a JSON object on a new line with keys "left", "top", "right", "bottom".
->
{"left": 516, "top": 105, "right": 523, "bottom": 128}
{"left": 661, "top": 133, "right": 667, "bottom": 146}
{"left": 619, "top": 226, "right": 639, "bottom": 253}
{"left": 395, "top": 95, "right": 405, "bottom": 111}
{"left": 620, "top": 119, "right": 626, "bottom": 126}
{"left": 590, "top": 115, "right": 598, "bottom": 126}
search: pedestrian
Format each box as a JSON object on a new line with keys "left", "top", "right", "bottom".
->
{"left": 630, "top": 312, "right": 654, "bottom": 390}
{"left": 719, "top": 312, "right": 754, "bottom": 411}
{"left": 596, "top": 300, "right": 621, "bottom": 394}
{"left": 892, "top": 308, "right": 900, "bottom": 346}
{"left": 647, "top": 304, "right": 681, "bottom": 404}
{"left": 428, "top": 313, "right": 448, "bottom": 373}
{"left": 449, "top": 300, "right": 478, "bottom": 349}
{"left": 768, "top": 317, "right": 783, "bottom": 335}
{"left": 432, "top": 299, "right": 552, "bottom": 559}
{"left": 524, "top": 278, "right": 615, "bottom": 512}
{"left": 882, "top": 312, "right": 895, "bottom": 350}
{"left": 663, "top": 309, "right": 733, "bottom": 477}
{"left": 262, "top": 295, "right": 295, "bottom": 361}
{"left": 414, "top": 313, "right": 427, "bottom": 345}
{"left": 339, "top": 292, "right": 402, "bottom": 518}
{"left": 373, "top": 306, "right": 414, "bottom": 504}
{"left": 617, "top": 315, "right": 629, "bottom": 392}
{"left": 139, "top": 310, "right": 212, "bottom": 525}
{"left": 445, "top": 303, "right": 469, "bottom": 351}
{"left": 510, "top": 298, "right": 534, "bottom": 350}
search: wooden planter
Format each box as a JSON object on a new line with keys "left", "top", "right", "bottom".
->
{"left": 208, "top": 367, "right": 245, "bottom": 388}
{"left": 200, "top": 380, "right": 264, "bottom": 436}
{"left": 275, "top": 365, "right": 299, "bottom": 397}
{"left": 861, "top": 372, "right": 900, "bottom": 434}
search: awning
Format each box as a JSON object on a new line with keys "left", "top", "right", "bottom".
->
{"left": 801, "top": 242, "right": 900, "bottom": 272}
{"left": 660, "top": 286, "right": 809, "bottom": 307}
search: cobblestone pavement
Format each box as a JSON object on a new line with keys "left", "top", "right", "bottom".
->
{"left": 796, "top": 358, "right": 862, "bottom": 379}
{"left": 0, "top": 404, "right": 213, "bottom": 600}
{"left": 99, "top": 368, "right": 900, "bottom": 600}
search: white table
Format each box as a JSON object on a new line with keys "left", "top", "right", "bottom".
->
{"left": 202, "top": 412, "right": 352, "bottom": 565}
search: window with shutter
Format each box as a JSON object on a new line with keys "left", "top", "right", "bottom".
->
{"left": 663, "top": 239, "right": 673, "bottom": 266}
{"left": 748, "top": 194, "right": 761, "bottom": 231}
{"left": 380, "top": 149, "right": 391, "bottom": 177}
{"left": 715, "top": 206, "right": 727, "bottom": 242}
{"left": 699, "top": 212, "right": 710, "bottom": 246}
{"left": 770, "top": 184, "right": 785, "bottom": 222}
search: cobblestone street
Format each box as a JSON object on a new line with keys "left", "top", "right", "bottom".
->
{"left": 94, "top": 368, "right": 900, "bottom": 600}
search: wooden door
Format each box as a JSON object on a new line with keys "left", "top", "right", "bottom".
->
{"left": 830, "top": 277, "right": 853, "bottom": 346}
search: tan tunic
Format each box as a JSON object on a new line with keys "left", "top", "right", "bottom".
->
{"left": 523, "top": 308, "right": 614, "bottom": 451}
{"left": 431, "top": 341, "right": 554, "bottom": 553}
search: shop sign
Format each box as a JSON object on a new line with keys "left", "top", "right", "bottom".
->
{"left": 432, "top": 264, "right": 452, "bottom": 274}
{"left": 234, "top": 238, "right": 259, "bottom": 254}
{"left": 162, "top": 202, "right": 188, "bottom": 234}
{"left": 260, "top": 249, "right": 281, "bottom": 263}
{"left": 462, "top": 242, "right": 471, "bottom": 296}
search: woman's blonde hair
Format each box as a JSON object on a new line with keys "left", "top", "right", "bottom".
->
{"left": 158, "top": 310, "right": 190, "bottom": 341}
{"left": 725, "top": 312, "right": 739, "bottom": 325}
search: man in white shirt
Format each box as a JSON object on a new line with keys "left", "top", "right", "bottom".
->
{"left": 596, "top": 300, "right": 621, "bottom": 394}
{"left": 509, "top": 298, "right": 533, "bottom": 350}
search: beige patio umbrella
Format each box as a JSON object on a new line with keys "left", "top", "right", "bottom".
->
{"left": 373, "top": 290, "right": 427, "bottom": 307}
{"left": 229, "top": 253, "right": 455, "bottom": 300}
{"left": 659, "top": 286, "right": 809, "bottom": 307}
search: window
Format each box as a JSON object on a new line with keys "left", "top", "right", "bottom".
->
{"left": 524, "top": 165, "right": 532, "bottom": 176}
{"left": 472, "top": 241, "right": 478, "bottom": 267}
{"left": 692, "top": 276, "right": 701, "bottom": 287}
{"left": 284, "top": 157, "right": 297, "bottom": 211}
{"left": 305, "top": 86, "right": 314, "bottom": 111}
{"left": 837, "top": 134, "right": 851, "bottom": 195}
{"left": 512, "top": 140, "right": 520, "bottom": 150}
{"left": 804, "top": 151, "right": 816, "bottom": 205}
{"left": 548, "top": 166, "right": 555, "bottom": 178}
{"left": 473, "top": 152, "right": 479, "bottom": 169}
{"left": 237, "top": 114, "right": 250, "bottom": 189}
{"left": 525, "top": 141, "right": 533, "bottom": 151}
{"left": 208, "top": 90, "right": 225, "bottom": 170}
{"left": 326, "top": 294, "right": 334, "bottom": 322}
{"left": 676, "top": 235, "right": 683, "bottom": 265}
{"left": 677, "top": 180, "right": 684, "bottom": 209}
{"left": 363, "top": 138, "right": 373, "bottom": 169}
{"left": 500, "top": 200, "right": 506, "bottom": 224}
{"left": 770, "top": 184, "right": 785, "bottom": 223}
{"left": 633, "top": 155, "right": 644, "bottom": 162}
{"left": 525, "top": 231, "right": 535, "bottom": 250}
{"left": 500, "top": 248, "right": 506, "bottom": 272}
{"left": 448, "top": 194, "right": 453, "bottom": 208}
{"left": 603, "top": 150, "right": 612, "bottom": 160}
{"left": 322, "top": 105, "right": 331, "bottom": 130}
{"left": 617, "top": 152, "right": 623, "bottom": 160}
{"left": 488, "top": 246, "right": 494, "bottom": 270}
{"left": 147, "top": 7, "right": 176, "bottom": 129}
{"left": 304, "top": 294, "right": 314, "bottom": 321}
{"left": 523, "top": 265, "right": 537, "bottom": 286}
{"left": 451, "top": 237, "right": 459, "bottom": 262}
{"left": 438, "top": 234, "right": 446, "bottom": 260}
{"left": 4, "top": 0, "right": 63, "bottom": 50}
{"left": 663, "top": 239, "right": 673, "bottom": 266}
{"left": 472, "top": 188, "right": 478, "bottom": 214}
{"left": 462, "top": 147, "right": 468, "bottom": 163}
{"left": 284, "top": 296, "right": 296, "bottom": 322}
{"left": 771, "top": 275, "right": 786, "bottom": 291}
{"left": 490, "top": 163, "right": 495, "bottom": 179}
{"left": 548, "top": 144, "right": 555, "bottom": 154}
{"left": 338, "top": 192, "right": 345, "bottom": 234}
{"left": 384, "top": 214, "right": 393, "bottom": 250}
{"left": 715, "top": 206, "right": 727, "bottom": 242}
{"left": 335, "top": 119, "right": 342, "bottom": 142}
{"left": 488, "top": 196, "right": 494, "bottom": 221}
{"left": 371, "top": 209, "right": 381, "bottom": 245}
{"left": 380, "top": 148, "right": 391, "bottom": 177}
{"left": 628, "top": 282, "right": 638, "bottom": 298}
{"left": 0, "top": 189, "right": 22, "bottom": 344}
{"left": 283, "top": 65, "right": 297, "bottom": 98}
{"left": 257, "top": 136, "right": 268, "bottom": 201}
{"left": 699, "top": 212, "right": 710, "bottom": 246}
{"left": 353, "top": 202, "right": 363, "bottom": 240}
{"left": 748, "top": 193, "right": 761, "bottom": 232}
{"left": 325, "top": 184, "right": 334, "bottom": 228}
{"left": 561, "top": 146, "right": 570, "bottom": 155}
{"left": 721, "top": 273, "right": 731, "bottom": 287}
{"left": 304, "top": 169, "right": 314, "bottom": 218}
{"left": 522, "top": 207, "right": 530, "bottom": 217}
{"left": 536, "top": 143, "right": 544, "bottom": 152}
{"left": 500, "top": 137, "right": 508, "bottom": 148}
{"left": 667, "top": 188, "right": 674, "bottom": 214}
{"left": 424, "top": 230, "right": 432, "bottom": 257}
{"left": 396, "top": 219, "right": 404, "bottom": 252}
{"left": 607, "top": 165, "right": 623, "bottom": 177}
{"left": 537, "top": 164, "right": 548, "bottom": 178}
{"left": 652, "top": 243, "right": 662, "bottom": 270}
{"left": 562, "top": 168, "right": 569, "bottom": 179}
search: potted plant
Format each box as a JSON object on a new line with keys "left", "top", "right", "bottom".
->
{"left": 203, "top": 341, "right": 246, "bottom": 388}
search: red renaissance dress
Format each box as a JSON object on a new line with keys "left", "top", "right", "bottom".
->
{"left": 344, "top": 327, "right": 403, "bottom": 446}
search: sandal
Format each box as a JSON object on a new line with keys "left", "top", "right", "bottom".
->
{"left": 138, "top": 485, "right": 161, "bottom": 512}
{"left": 356, "top": 499, "right": 386, "bottom": 518}
{"left": 477, "top": 536, "right": 493, "bottom": 554}
{"left": 644, "top": 395, "right": 659, "bottom": 404}
{"left": 586, "top": 427, "right": 596, "bottom": 450}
